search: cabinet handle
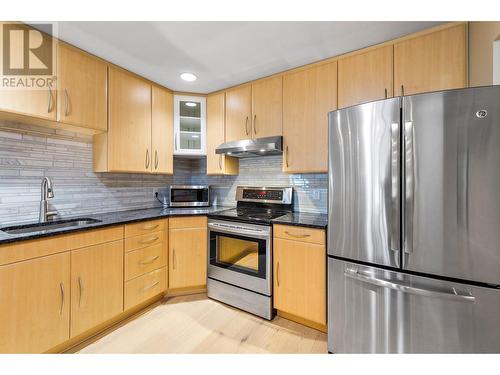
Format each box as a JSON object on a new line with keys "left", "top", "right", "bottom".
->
{"left": 285, "top": 145, "right": 289, "bottom": 168}
{"left": 142, "top": 224, "right": 159, "bottom": 230}
{"left": 174, "top": 133, "right": 178, "bottom": 151}
{"left": 253, "top": 114, "right": 257, "bottom": 135}
{"left": 139, "top": 235, "right": 159, "bottom": 244}
{"left": 245, "top": 116, "right": 249, "bottom": 136}
{"left": 384, "top": 88, "right": 388, "bottom": 99}
{"left": 401, "top": 85, "right": 405, "bottom": 96}
{"left": 139, "top": 255, "right": 160, "bottom": 265}
{"left": 173, "top": 249, "right": 176, "bottom": 270}
{"left": 59, "top": 282, "right": 65, "bottom": 315}
{"left": 277, "top": 262, "right": 280, "bottom": 287}
{"left": 78, "top": 277, "right": 84, "bottom": 308}
{"left": 142, "top": 281, "right": 160, "bottom": 292}
{"left": 284, "top": 231, "right": 311, "bottom": 238}
{"left": 145, "top": 149, "right": 150, "bottom": 169}
{"left": 64, "top": 88, "right": 70, "bottom": 116}
{"left": 154, "top": 150, "right": 158, "bottom": 170}
{"left": 47, "top": 83, "right": 53, "bottom": 113}
{"left": 219, "top": 154, "right": 222, "bottom": 170}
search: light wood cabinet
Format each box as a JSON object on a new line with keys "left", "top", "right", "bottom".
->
{"left": 70, "top": 240, "right": 124, "bottom": 337}
{"left": 283, "top": 62, "right": 337, "bottom": 173}
{"left": 251, "top": 76, "right": 282, "bottom": 138}
{"left": 338, "top": 45, "right": 394, "bottom": 108}
{"left": 168, "top": 216, "right": 208, "bottom": 289}
{"left": 0, "top": 253, "right": 70, "bottom": 353}
{"left": 273, "top": 226, "right": 326, "bottom": 329}
{"left": 394, "top": 24, "right": 467, "bottom": 96}
{"left": 125, "top": 268, "right": 167, "bottom": 310}
{"left": 225, "top": 85, "right": 252, "bottom": 142}
{"left": 151, "top": 85, "right": 173, "bottom": 174}
{"left": 57, "top": 42, "right": 107, "bottom": 131}
{"left": 94, "top": 66, "right": 152, "bottom": 173}
{"left": 206, "top": 92, "right": 238, "bottom": 175}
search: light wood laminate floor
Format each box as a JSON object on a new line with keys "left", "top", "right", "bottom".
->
{"left": 78, "top": 293, "right": 327, "bottom": 354}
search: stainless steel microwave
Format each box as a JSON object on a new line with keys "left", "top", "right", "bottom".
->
{"left": 169, "top": 185, "right": 210, "bottom": 207}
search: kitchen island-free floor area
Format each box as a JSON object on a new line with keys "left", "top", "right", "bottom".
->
{"left": 76, "top": 293, "right": 327, "bottom": 354}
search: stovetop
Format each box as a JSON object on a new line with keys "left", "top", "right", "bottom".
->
{"left": 208, "top": 207, "right": 291, "bottom": 225}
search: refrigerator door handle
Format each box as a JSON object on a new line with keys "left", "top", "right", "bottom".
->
{"left": 404, "top": 121, "right": 415, "bottom": 254}
{"left": 344, "top": 267, "right": 475, "bottom": 303}
{"left": 390, "top": 122, "right": 400, "bottom": 253}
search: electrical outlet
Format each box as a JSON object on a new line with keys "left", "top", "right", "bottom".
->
{"left": 311, "top": 189, "right": 321, "bottom": 200}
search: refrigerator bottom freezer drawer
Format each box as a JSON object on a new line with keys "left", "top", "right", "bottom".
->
{"left": 328, "top": 258, "right": 500, "bottom": 353}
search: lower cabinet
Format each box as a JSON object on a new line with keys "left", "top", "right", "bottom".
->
{"left": 125, "top": 268, "right": 167, "bottom": 310}
{"left": 169, "top": 216, "right": 208, "bottom": 289}
{"left": 0, "top": 253, "right": 70, "bottom": 353}
{"left": 70, "top": 240, "right": 124, "bottom": 337}
{"left": 273, "top": 225, "right": 326, "bottom": 330}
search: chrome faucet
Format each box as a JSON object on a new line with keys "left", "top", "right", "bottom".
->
{"left": 39, "top": 177, "right": 58, "bottom": 222}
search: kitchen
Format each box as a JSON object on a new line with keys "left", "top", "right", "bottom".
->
{"left": 0, "top": 2, "right": 500, "bottom": 372}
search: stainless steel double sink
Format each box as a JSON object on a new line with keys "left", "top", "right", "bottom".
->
{"left": 0, "top": 218, "right": 102, "bottom": 235}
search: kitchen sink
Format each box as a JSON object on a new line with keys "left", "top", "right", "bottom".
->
{"left": 0, "top": 218, "right": 102, "bottom": 235}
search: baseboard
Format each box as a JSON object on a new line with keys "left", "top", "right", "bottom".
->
{"left": 277, "top": 310, "right": 327, "bottom": 333}
{"left": 167, "top": 285, "right": 206, "bottom": 297}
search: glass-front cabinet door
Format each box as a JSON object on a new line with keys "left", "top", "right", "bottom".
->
{"left": 173, "top": 95, "right": 206, "bottom": 155}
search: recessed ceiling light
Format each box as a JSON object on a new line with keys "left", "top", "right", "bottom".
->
{"left": 185, "top": 102, "right": 197, "bottom": 107}
{"left": 180, "top": 72, "right": 197, "bottom": 82}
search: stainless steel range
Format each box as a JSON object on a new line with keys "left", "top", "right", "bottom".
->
{"left": 207, "top": 186, "right": 293, "bottom": 320}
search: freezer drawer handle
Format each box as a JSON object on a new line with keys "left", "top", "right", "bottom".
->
{"left": 344, "top": 268, "right": 475, "bottom": 303}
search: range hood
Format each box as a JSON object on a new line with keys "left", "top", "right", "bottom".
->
{"left": 215, "top": 136, "right": 283, "bottom": 158}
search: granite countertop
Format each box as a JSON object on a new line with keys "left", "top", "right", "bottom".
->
{"left": 0, "top": 206, "right": 230, "bottom": 245}
{"left": 271, "top": 212, "right": 328, "bottom": 229}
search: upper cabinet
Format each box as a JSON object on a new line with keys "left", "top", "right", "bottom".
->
{"left": 251, "top": 76, "right": 283, "bottom": 138}
{"left": 394, "top": 24, "right": 467, "bottom": 96}
{"left": 338, "top": 45, "right": 393, "bottom": 108}
{"left": 152, "top": 86, "right": 173, "bottom": 174}
{"left": 57, "top": 43, "right": 107, "bottom": 131}
{"left": 283, "top": 61, "right": 337, "bottom": 174}
{"left": 173, "top": 95, "right": 206, "bottom": 156}
{"left": 225, "top": 85, "right": 252, "bottom": 142}
{"left": 206, "top": 92, "right": 238, "bottom": 175}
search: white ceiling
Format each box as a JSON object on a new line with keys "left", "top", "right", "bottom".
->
{"left": 50, "top": 21, "right": 443, "bottom": 93}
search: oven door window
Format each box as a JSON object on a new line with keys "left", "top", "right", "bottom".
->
{"left": 209, "top": 231, "right": 267, "bottom": 279}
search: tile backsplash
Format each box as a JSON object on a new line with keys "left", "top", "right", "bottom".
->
{"left": 0, "top": 121, "right": 327, "bottom": 225}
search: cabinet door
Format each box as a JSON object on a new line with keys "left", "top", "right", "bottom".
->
{"left": 169, "top": 227, "right": 208, "bottom": 289}
{"left": 57, "top": 43, "right": 107, "bottom": 131}
{"left": 226, "top": 85, "right": 252, "bottom": 142}
{"left": 338, "top": 45, "right": 393, "bottom": 108}
{"left": 207, "top": 92, "right": 238, "bottom": 175}
{"left": 394, "top": 24, "right": 467, "bottom": 96}
{"left": 108, "top": 67, "right": 152, "bottom": 172}
{"left": 273, "top": 238, "right": 326, "bottom": 325}
{"left": 0, "top": 253, "right": 70, "bottom": 353}
{"left": 251, "top": 76, "right": 282, "bottom": 138}
{"left": 70, "top": 240, "right": 124, "bottom": 337}
{"left": 283, "top": 62, "right": 337, "bottom": 173}
{"left": 152, "top": 85, "right": 173, "bottom": 174}
{"left": 0, "top": 23, "right": 56, "bottom": 120}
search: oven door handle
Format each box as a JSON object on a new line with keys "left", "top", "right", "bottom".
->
{"left": 208, "top": 222, "right": 270, "bottom": 239}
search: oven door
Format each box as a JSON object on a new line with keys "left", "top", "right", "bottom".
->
{"left": 208, "top": 219, "right": 271, "bottom": 296}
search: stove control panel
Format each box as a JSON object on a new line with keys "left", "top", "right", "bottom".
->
{"left": 236, "top": 186, "right": 293, "bottom": 204}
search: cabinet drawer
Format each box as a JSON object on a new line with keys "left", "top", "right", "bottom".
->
{"left": 169, "top": 216, "right": 207, "bottom": 229}
{"left": 124, "top": 219, "right": 166, "bottom": 238}
{"left": 273, "top": 224, "right": 325, "bottom": 245}
{"left": 124, "top": 231, "right": 164, "bottom": 253}
{"left": 125, "top": 243, "right": 167, "bottom": 281}
{"left": 124, "top": 267, "right": 167, "bottom": 310}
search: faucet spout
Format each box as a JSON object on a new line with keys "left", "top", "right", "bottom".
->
{"left": 40, "top": 177, "right": 57, "bottom": 222}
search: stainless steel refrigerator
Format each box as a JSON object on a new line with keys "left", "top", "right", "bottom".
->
{"left": 327, "top": 86, "right": 500, "bottom": 353}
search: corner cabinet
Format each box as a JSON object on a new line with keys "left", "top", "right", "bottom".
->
{"left": 206, "top": 92, "right": 239, "bottom": 175}
{"left": 283, "top": 61, "right": 337, "bottom": 174}
{"left": 173, "top": 95, "right": 206, "bottom": 156}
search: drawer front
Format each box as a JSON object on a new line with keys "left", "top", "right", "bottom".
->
{"left": 125, "top": 231, "right": 164, "bottom": 253}
{"left": 274, "top": 224, "right": 325, "bottom": 245}
{"left": 169, "top": 216, "right": 207, "bottom": 229}
{"left": 124, "top": 268, "right": 167, "bottom": 310}
{"left": 125, "top": 243, "right": 167, "bottom": 281}
{"left": 124, "top": 219, "right": 166, "bottom": 238}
